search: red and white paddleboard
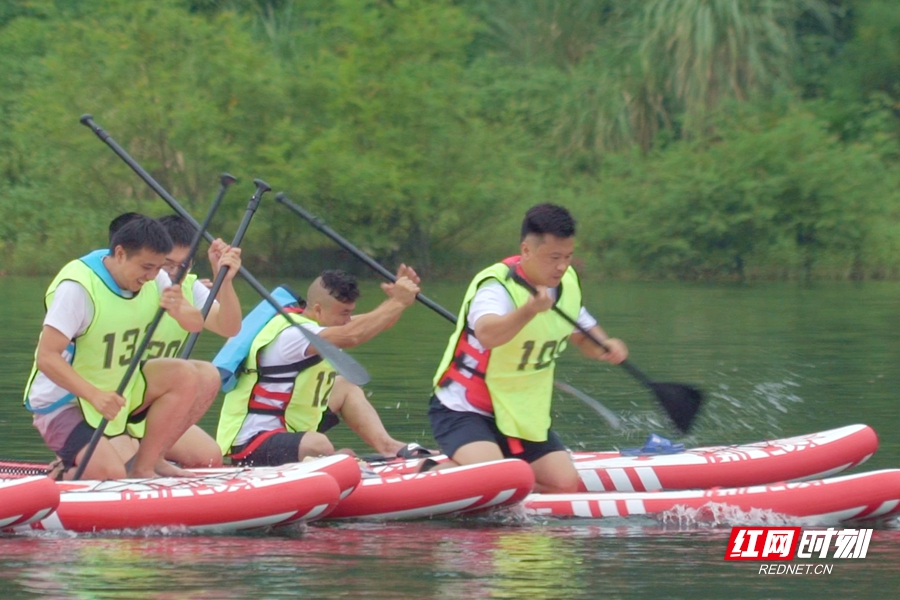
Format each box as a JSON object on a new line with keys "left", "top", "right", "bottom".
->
{"left": 570, "top": 424, "right": 877, "bottom": 492}
{"left": 26, "top": 468, "right": 340, "bottom": 533}
{"left": 523, "top": 469, "right": 900, "bottom": 524}
{"left": 328, "top": 459, "right": 535, "bottom": 520}
{"left": 0, "top": 476, "right": 59, "bottom": 528}
{"left": 371, "top": 425, "right": 877, "bottom": 493}
{"left": 191, "top": 454, "right": 363, "bottom": 500}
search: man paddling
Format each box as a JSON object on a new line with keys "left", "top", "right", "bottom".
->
{"left": 429, "top": 204, "right": 628, "bottom": 493}
{"left": 216, "top": 269, "right": 432, "bottom": 465}
{"left": 24, "top": 216, "right": 220, "bottom": 479}
{"left": 102, "top": 213, "right": 242, "bottom": 469}
{"left": 153, "top": 215, "right": 242, "bottom": 467}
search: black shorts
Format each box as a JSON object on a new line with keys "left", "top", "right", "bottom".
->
{"left": 57, "top": 420, "right": 96, "bottom": 470}
{"left": 232, "top": 410, "right": 341, "bottom": 467}
{"left": 427, "top": 396, "right": 566, "bottom": 464}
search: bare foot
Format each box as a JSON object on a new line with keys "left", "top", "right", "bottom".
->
{"left": 126, "top": 466, "right": 157, "bottom": 478}
{"left": 335, "top": 447, "right": 358, "bottom": 457}
{"left": 153, "top": 458, "right": 192, "bottom": 478}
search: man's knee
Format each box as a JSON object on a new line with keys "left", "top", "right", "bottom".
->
{"left": 536, "top": 471, "right": 579, "bottom": 494}
{"left": 532, "top": 451, "right": 580, "bottom": 494}
{"left": 329, "top": 376, "right": 365, "bottom": 409}
{"left": 192, "top": 361, "right": 221, "bottom": 402}
{"left": 146, "top": 358, "right": 200, "bottom": 399}
{"left": 72, "top": 443, "right": 127, "bottom": 480}
{"left": 298, "top": 432, "right": 334, "bottom": 459}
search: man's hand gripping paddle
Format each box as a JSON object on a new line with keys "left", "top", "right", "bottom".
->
{"left": 506, "top": 265, "right": 703, "bottom": 434}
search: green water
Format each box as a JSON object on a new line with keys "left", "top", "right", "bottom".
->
{"left": 2, "top": 276, "right": 900, "bottom": 598}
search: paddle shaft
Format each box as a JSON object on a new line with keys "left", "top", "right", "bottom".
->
{"left": 509, "top": 267, "right": 653, "bottom": 382}
{"left": 506, "top": 269, "right": 655, "bottom": 387}
{"left": 80, "top": 115, "right": 259, "bottom": 291}
{"left": 80, "top": 116, "right": 369, "bottom": 386}
{"left": 275, "top": 194, "right": 457, "bottom": 321}
{"left": 179, "top": 177, "right": 268, "bottom": 359}
{"left": 72, "top": 177, "right": 225, "bottom": 480}
{"left": 276, "top": 195, "right": 623, "bottom": 427}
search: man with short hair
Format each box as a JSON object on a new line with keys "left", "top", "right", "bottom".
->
{"left": 102, "top": 214, "right": 242, "bottom": 469}
{"left": 149, "top": 214, "right": 242, "bottom": 468}
{"left": 216, "top": 268, "right": 429, "bottom": 466}
{"left": 24, "top": 216, "right": 219, "bottom": 479}
{"left": 156, "top": 214, "right": 242, "bottom": 344}
{"left": 429, "top": 204, "right": 628, "bottom": 493}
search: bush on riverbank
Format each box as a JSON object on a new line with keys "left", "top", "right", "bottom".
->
{"left": 1, "top": 0, "right": 898, "bottom": 280}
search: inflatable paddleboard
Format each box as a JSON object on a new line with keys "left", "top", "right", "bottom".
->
{"left": 26, "top": 467, "right": 340, "bottom": 533}
{"left": 328, "top": 459, "right": 535, "bottom": 519}
{"left": 371, "top": 424, "right": 877, "bottom": 493}
{"left": 0, "top": 476, "right": 60, "bottom": 528}
{"left": 523, "top": 469, "right": 900, "bottom": 524}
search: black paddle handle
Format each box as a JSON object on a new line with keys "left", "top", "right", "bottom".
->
{"left": 505, "top": 267, "right": 654, "bottom": 388}
{"left": 80, "top": 115, "right": 260, "bottom": 290}
{"left": 275, "top": 194, "right": 457, "bottom": 322}
{"left": 72, "top": 171, "right": 225, "bottom": 480}
{"left": 180, "top": 178, "right": 269, "bottom": 359}
{"left": 80, "top": 118, "right": 371, "bottom": 385}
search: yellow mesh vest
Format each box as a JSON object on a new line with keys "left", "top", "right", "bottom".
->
{"left": 24, "top": 257, "right": 161, "bottom": 436}
{"left": 216, "top": 312, "right": 336, "bottom": 454}
{"left": 433, "top": 262, "right": 582, "bottom": 441}
{"left": 145, "top": 273, "right": 197, "bottom": 360}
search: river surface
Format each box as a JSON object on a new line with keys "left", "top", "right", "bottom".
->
{"left": 2, "top": 275, "right": 899, "bottom": 598}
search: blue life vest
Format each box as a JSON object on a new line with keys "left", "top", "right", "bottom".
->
{"left": 212, "top": 287, "right": 301, "bottom": 391}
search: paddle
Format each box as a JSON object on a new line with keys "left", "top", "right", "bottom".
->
{"left": 80, "top": 115, "right": 369, "bottom": 386}
{"left": 179, "top": 177, "right": 267, "bottom": 359}
{"left": 274, "top": 193, "right": 623, "bottom": 429}
{"left": 505, "top": 266, "right": 703, "bottom": 434}
{"left": 72, "top": 176, "right": 227, "bottom": 480}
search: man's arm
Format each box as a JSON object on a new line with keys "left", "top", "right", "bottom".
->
{"left": 350, "top": 263, "right": 421, "bottom": 331}
{"left": 473, "top": 285, "right": 554, "bottom": 349}
{"left": 202, "top": 240, "right": 242, "bottom": 337}
{"left": 35, "top": 326, "right": 125, "bottom": 421}
{"left": 161, "top": 284, "right": 204, "bottom": 333}
{"left": 313, "top": 277, "right": 419, "bottom": 353}
{"left": 570, "top": 323, "right": 628, "bottom": 364}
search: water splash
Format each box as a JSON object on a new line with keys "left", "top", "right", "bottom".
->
{"left": 658, "top": 502, "right": 837, "bottom": 529}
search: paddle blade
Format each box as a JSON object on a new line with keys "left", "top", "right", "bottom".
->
{"left": 648, "top": 383, "right": 703, "bottom": 434}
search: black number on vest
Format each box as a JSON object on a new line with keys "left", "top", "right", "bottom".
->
{"left": 165, "top": 341, "right": 182, "bottom": 358}
{"left": 516, "top": 336, "right": 570, "bottom": 371}
{"left": 118, "top": 328, "right": 140, "bottom": 366}
{"left": 100, "top": 328, "right": 143, "bottom": 369}
{"left": 313, "top": 371, "right": 336, "bottom": 407}
{"left": 145, "top": 341, "right": 166, "bottom": 360}
{"left": 102, "top": 333, "right": 115, "bottom": 369}
{"left": 535, "top": 340, "right": 558, "bottom": 370}
{"left": 517, "top": 341, "right": 535, "bottom": 371}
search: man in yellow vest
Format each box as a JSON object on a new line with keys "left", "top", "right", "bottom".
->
{"left": 154, "top": 215, "right": 242, "bottom": 468}
{"left": 25, "top": 216, "right": 221, "bottom": 480}
{"left": 216, "top": 269, "right": 430, "bottom": 466}
{"left": 430, "top": 204, "right": 628, "bottom": 493}
{"left": 105, "top": 214, "right": 242, "bottom": 469}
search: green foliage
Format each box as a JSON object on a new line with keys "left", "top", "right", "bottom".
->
{"left": 0, "top": 0, "right": 899, "bottom": 280}
{"left": 236, "top": 0, "right": 537, "bottom": 273}
{"left": 576, "top": 103, "right": 900, "bottom": 280}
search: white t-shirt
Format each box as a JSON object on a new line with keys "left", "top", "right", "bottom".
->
{"left": 27, "top": 280, "right": 124, "bottom": 414}
{"left": 233, "top": 320, "right": 327, "bottom": 447}
{"left": 28, "top": 271, "right": 214, "bottom": 414}
{"left": 435, "top": 281, "right": 597, "bottom": 415}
